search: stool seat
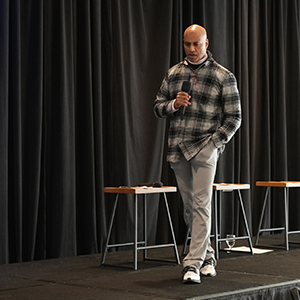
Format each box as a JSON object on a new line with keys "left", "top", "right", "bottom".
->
{"left": 101, "top": 186, "right": 180, "bottom": 270}
{"left": 104, "top": 186, "right": 177, "bottom": 194}
{"left": 255, "top": 181, "right": 300, "bottom": 250}
{"left": 213, "top": 183, "right": 250, "bottom": 190}
{"left": 256, "top": 181, "right": 300, "bottom": 188}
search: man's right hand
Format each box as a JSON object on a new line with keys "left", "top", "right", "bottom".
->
{"left": 174, "top": 91, "right": 191, "bottom": 110}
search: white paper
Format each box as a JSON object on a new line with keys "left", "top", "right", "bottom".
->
{"left": 224, "top": 246, "right": 273, "bottom": 254}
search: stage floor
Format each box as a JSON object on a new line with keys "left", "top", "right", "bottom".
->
{"left": 1, "top": 234, "right": 300, "bottom": 300}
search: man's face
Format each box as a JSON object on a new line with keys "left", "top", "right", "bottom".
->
{"left": 183, "top": 31, "right": 208, "bottom": 63}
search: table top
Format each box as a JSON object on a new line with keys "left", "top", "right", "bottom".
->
{"left": 256, "top": 181, "right": 300, "bottom": 187}
{"left": 213, "top": 183, "right": 250, "bottom": 191}
{"left": 104, "top": 184, "right": 251, "bottom": 194}
{"left": 104, "top": 186, "right": 177, "bottom": 194}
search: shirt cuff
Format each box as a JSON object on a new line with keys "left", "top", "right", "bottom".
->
{"left": 171, "top": 99, "right": 179, "bottom": 112}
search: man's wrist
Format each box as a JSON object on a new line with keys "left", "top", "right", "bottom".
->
{"left": 172, "top": 99, "right": 179, "bottom": 112}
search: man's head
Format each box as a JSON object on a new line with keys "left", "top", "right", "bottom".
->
{"left": 183, "top": 24, "right": 208, "bottom": 63}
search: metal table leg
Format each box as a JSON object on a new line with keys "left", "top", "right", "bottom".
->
{"left": 163, "top": 193, "right": 180, "bottom": 264}
{"left": 255, "top": 187, "right": 270, "bottom": 246}
{"left": 284, "top": 187, "right": 289, "bottom": 251}
{"left": 214, "top": 190, "right": 219, "bottom": 259}
{"left": 134, "top": 194, "right": 138, "bottom": 270}
{"left": 101, "top": 194, "right": 119, "bottom": 265}
{"left": 144, "top": 194, "right": 147, "bottom": 260}
{"left": 238, "top": 189, "right": 254, "bottom": 254}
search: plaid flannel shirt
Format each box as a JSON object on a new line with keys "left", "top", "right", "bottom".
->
{"left": 153, "top": 51, "right": 242, "bottom": 163}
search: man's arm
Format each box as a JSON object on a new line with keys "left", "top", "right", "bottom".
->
{"left": 153, "top": 78, "right": 191, "bottom": 118}
{"left": 211, "top": 73, "right": 242, "bottom": 148}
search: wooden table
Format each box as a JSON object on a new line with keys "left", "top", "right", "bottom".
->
{"left": 101, "top": 186, "right": 180, "bottom": 270}
{"left": 255, "top": 181, "right": 300, "bottom": 250}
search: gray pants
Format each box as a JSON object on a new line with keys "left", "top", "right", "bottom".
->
{"left": 171, "top": 140, "right": 219, "bottom": 269}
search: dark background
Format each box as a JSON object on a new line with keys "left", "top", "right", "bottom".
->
{"left": 1, "top": 0, "right": 300, "bottom": 265}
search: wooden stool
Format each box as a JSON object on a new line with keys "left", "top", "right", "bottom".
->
{"left": 183, "top": 183, "right": 254, "bottom": 259}
{"left": 255, "top": 181, "right": 300, "bottom": 250}
{"left": 101, "top": 186, "right": 180, "bottom": 270}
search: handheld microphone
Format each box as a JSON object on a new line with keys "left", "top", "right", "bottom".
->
{"left": 181, "top": 81, "right": 191, "bottom": 119}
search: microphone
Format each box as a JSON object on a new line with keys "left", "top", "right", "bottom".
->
{"left": 181, "top": 81, "right": 191, "bottom": 119}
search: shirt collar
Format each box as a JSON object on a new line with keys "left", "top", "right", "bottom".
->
{"left": 187, "top": 53, "right": 208, "bottom": 66}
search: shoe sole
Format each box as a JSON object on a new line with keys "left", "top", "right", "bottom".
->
{"left": 200, "top": 271, "right": 217, "bottom": 277}
{"left": 183, "top": 278, "right": 201, "bottom": 284}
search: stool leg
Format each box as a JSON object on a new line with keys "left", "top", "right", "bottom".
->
{"left": 238, "top": 190, "right": 254, "bottom": 255}
{"left": 284, "top": 188, "right": 289, "bottom": 251}
{"left": 134, "top": 194, "right": 138, "bottom": 270}
{"left": 163, "top": 193, "right": 180, "bottom": 264}
{"left": 255, "top": 187, "right": 270, "bottom": 246}
{"left": 101, "top": 194, "right": 119, "bottom": 265}
{"left": 214, "top": 190, "right": 219, "bottom": 260}
{"left": 144, "top": 194, "right": 147, "bottom": 260}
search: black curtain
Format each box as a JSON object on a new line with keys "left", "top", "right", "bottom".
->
{"left": 1, "top": 0, "right": 300, "bottom": 265}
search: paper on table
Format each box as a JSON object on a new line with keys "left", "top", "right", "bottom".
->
{"left": 224, "top": 246, "right": 273, "bottom": 254}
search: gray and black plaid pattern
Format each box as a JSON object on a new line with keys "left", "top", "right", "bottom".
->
{"left": 153, "top": 51, "right": 241, "bottom": 163}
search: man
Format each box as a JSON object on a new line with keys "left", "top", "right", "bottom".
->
{"left": 153, "top": 25, "right": 241, "bottom": 284}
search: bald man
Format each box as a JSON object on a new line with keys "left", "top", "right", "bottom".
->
{"left": 154, "top": 25, "right": 242, "bottom": 284}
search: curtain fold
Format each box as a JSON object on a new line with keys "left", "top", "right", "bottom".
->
{"left": 1, "top": 0, "right": 300, "bottom": 264}
{"left": 0, "top": 0, "right": 9, "bottom": 264}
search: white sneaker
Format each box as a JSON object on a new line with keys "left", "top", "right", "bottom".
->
{"left": 182, "top": 266, "right": 201, "bottom": 284}
{"left": 200, "top": 258, "right": 217, "bottom": 277}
